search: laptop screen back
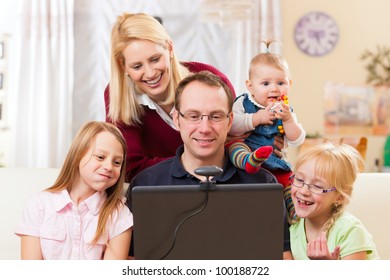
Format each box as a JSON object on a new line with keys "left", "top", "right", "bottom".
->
{"left": 132, "top": 183, "right": 284, "bottom": 260}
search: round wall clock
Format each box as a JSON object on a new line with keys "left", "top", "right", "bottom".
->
{"left": 294, "top": 11, "right": 339, "bottom": 57}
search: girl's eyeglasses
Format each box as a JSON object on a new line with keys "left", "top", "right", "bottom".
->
{"left": 290, "top": 175, "right": 336, "bottom": 195}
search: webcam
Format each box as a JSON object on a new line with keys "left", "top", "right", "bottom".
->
{"left": 194, "top": 166, "right": 223, "bottom": 190}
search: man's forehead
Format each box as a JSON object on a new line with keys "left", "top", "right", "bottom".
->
{"left": 181, "top": 81, "right": 226, "bottom": 98}
{"left": 180, "top": 83, "right": 229, "bottom": 111}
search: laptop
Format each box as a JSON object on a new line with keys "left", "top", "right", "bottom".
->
{"left": 131, "top": 183, "right": 284, "bottom": 260}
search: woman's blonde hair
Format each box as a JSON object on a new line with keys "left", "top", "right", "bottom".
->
{"left": 293, "top": 141, "right": 364, "bottom": 233}
{"left": 46, "top": 121, "right": 127, "bottom": 244}
{"left": 109, "top": 13, "right": 188, "bottom": 126}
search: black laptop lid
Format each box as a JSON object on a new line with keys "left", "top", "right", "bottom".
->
{"left": 132, "top": 183, "right": 284, "bottom": 260}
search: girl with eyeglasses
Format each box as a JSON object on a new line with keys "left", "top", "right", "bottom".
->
{"left": 288, "top": 142, "right": 379, "bottom": 260}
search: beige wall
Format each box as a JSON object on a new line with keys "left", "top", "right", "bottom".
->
{"left": 281, "top": 0, "right": 390, "bottom": 171}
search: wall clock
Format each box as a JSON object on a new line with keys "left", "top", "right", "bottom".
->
{"left": 294, "top": 11, "right": 339, "bottom": 57}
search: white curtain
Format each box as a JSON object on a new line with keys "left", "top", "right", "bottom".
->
{"left": 10, "top": 0, "right": 74, "bottom": 168}
{"left": 227, "top": 0, "right": 282, "bottom": 94}
{"left": 94, "top": 0, "right": 282, "bottom": 95}
{"left": 8, "top": 0, "right": 280, "bottom": 168}
{"left": 74, "top": 0, "right": 282, "bottom": 103}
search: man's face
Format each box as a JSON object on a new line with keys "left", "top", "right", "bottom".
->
{"left": 173, "top": 81, "right": 233, "bottom": 165}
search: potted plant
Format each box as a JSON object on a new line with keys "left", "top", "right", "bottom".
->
{"left": 361, "top": 45, "right": 390, "bottom": 134}
{"left": 361, "top": 45, "right": 390, "bottom": 87}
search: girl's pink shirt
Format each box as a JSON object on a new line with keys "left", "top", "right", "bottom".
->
{"left": 15, "top": 189, "right": 133, "bottom": 259}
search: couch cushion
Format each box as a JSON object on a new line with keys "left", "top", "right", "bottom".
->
{"left": 347, "top": 173, "right": 390, "bottom": 259}
{"left": 0, "top": 168, "right": 60, "bottom": 260}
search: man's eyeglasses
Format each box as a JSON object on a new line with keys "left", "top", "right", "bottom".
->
{"left": 178, "top": 111, "right": 229, "bottom": 123}
{"left": 290, "top": 175, "right": 336, "bottom": 195}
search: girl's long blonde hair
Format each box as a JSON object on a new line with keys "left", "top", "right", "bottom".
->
{"left": 108, "top": 13, "right": 188, "bottom": 126}
{"left": 293, "top": 142, "right": 364, "bottom": 234}
{"left": 46, "top": 121, "right": 127, "bottom": 244}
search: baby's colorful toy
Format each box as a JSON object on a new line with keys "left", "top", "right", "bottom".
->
{"left": 279, "top": 94, "right": 288, "bottom": 104}
{"left": 275, "top": 95, "right": 288, "bottom": 135}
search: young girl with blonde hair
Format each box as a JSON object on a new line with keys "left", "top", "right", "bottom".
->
{"left": 15, "top": 121, "right": 133, "bottom": 259}
{"left": 289, "top": 142, "right": 379, "bottom": 260}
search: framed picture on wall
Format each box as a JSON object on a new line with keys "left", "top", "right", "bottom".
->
{"left": 322, "top": 81, "right": 390, "bottom": 135}
{"left": 0, "top": 72, "right": 3, "bottom": 90}
{"left": 0, "top": 41, "right": 3, "bottom": 59}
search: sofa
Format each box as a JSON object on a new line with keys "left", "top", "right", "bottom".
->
{"left": 0, "top": 168, "right": 388, "bottom": 260}
{"left": 0, "top": 168, "right": 60, "bottom": 260}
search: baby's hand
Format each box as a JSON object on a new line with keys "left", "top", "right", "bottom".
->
{"left": 307, "top": 232, "right": 341, "bottom": 260}
{"left": 274, "top": 103, "right": 292, "bottom": 122}
{"left": 253, "top": 104, "right": 276, "bottom": 126}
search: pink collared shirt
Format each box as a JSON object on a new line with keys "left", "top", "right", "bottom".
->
{"left": 15, "top": 189, "right": 133, "bottom": 259}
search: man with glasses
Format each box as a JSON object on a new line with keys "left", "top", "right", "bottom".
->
{"left": 125, "top": 71, "right": 291, "bottom": 259}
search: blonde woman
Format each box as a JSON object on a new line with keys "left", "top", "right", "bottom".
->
{"left": 105, "top": 12, "right": 235, "bottom": 183}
